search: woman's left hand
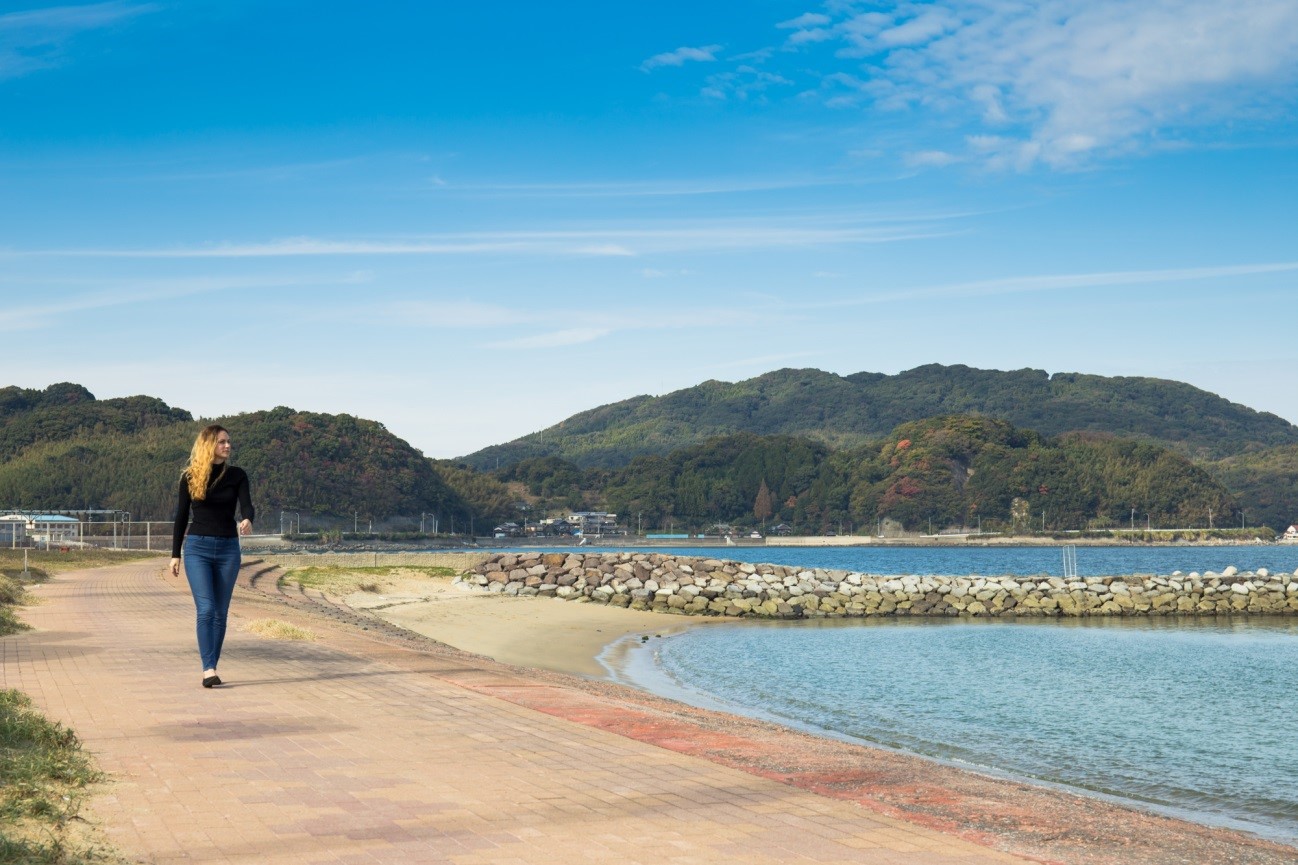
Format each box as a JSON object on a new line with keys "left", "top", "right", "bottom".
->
{"left": 238, "top": 519, "right": 252, "bottom": 536}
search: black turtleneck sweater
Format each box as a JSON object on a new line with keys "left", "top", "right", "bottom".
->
{"left": 171, "top": 464, "right": 255, "bottom": 557}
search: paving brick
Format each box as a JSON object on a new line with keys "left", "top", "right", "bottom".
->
{"left": 1, "top": 561, "right": 1033, "bottom": 865}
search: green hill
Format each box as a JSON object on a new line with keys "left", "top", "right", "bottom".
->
{"left": 462, "top": 365, "right": 1298, "bottom": 469}
{"left": 0, "top": 385, "right": 507, "bottom": 528}
{"left": 0, "top": 383, "right": 192, "bottom": 461}
{"left": 1207, "top": 445, "right": 1298, "bottom": 533}
{"left": 2, "top": 376, "right": 1292, "bottom": 533}
{"left": 588, "top": 418, "right": 1238, "bottom": 535}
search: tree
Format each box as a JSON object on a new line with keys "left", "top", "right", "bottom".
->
{"left": 753, "top": 479, "right": 773, "bottom": 524}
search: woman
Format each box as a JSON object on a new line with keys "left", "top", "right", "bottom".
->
{"left": 171, "top": 425, "right": 254, "bottom": 688}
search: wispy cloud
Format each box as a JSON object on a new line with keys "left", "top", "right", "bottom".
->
{"left": 777, "top": 11, "right": 834, "bottom": 46}
{"left": 834, "top": 260, "right": 1298, "bottom": 306}
{"left": 640, "top": 267, "right": 694, "bottom": 279}
{"left": 0, "top": 1, "right": 157, "bottom": 80}
{"left": 775, "top": 1, "right": 1298, "bottom": 168}
{"left": 383, "top": 300, "right": 533, "bottom": 329}
{"left": 640, "top": 44, "right": 722, "bottom": 72}
{"left": 432, "top": 176, "right": 860, "bottom": 199}
{"left": 9, "top": 213, "right": 965, "bottom": 260}
{"left": 0, "top": 274, "right": 347, "bottom": 332}
{"left": 10, "top": 235, "right": 637, "bottom": 259}
{"left": 702, "top": 65, "right": 793, "bottom": 102}
{"left": 708, "top": 350, "right": 823, "bottom": 371}
{"left": 486, "top": 328, "right": 612, "bottom": 350}
{"left": 903, "top": 150, "right": 962, "bottom": 169}
{"left": 370, "top": 298, "right": 772, "bottom": 352}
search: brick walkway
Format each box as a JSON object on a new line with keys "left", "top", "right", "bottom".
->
{"left": 1, "top": 560, "right": 1033, "bottom": 865}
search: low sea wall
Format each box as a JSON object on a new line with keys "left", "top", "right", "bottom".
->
{"left": 258, "top": 551, "right": 492, "bottom": 571}
{"left": 462, "top": 552, "right": 1298, "bottom": 618}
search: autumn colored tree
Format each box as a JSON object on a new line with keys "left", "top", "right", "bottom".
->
{"left": 753, "top": 479, "right": 773, "bottom": 524}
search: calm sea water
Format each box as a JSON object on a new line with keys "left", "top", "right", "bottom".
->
{"left": 598, "top": 543, "right": 1298, "bottom": 578}
{"left": 599, "top": 546, "right": 1298, "bottom": 844}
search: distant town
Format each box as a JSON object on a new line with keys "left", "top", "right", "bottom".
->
{"left": 5, "top": 507, "right": 1294, "bottom": 550}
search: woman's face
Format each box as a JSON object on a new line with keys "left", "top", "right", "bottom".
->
{"left": 213, "top": 430, "right": 232, "bottom": 464}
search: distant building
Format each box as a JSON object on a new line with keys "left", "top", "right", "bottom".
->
{"left": 540, "top": 518, "right": 576, "bottom": 536}
{"left": 1282, "top": 524, "right": 1298, "bottom": 544}
{"left": 0, "top": 515, "right": 26, "bottom": 544}
{"left": 1, "top": 513, "right": 79, "bottom": 545}
{"left": 568, "top": 512, "right": 622, "bottom": 536}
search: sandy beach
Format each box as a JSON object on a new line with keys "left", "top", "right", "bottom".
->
{"left": 333, "top": 571, "right": 704, "bottom": 678}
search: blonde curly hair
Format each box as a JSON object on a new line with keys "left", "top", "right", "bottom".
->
{"left": 182, "top": 424, "right": 229, "bottom": 500}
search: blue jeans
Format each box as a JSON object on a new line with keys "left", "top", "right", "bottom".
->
{"left": 183, "top": 535, "right": 241, "bottom": 671}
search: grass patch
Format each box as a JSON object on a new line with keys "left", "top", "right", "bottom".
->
{"left": 243, "top": 619, "right": 318, "bottom": 641}
{"left": 0, "top": 576, "right": 36, "bottom": 638}
{"left": 280, "top": 565, "right": 457, "bottom": 596}
{"left": 0, "top": 554, "right": 143, "bottom": 861}
{"left": 0, "top": 690, "right": 121, "bottom": 864}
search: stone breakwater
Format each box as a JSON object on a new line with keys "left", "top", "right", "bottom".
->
{"left": 462, "top": 552, "right": 1298, "bottom": 618}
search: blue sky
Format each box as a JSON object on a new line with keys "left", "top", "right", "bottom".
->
{"left": 3, "top": 1, "right": 1297, "bottom": 458}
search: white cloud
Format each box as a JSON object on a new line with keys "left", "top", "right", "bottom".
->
{"left": 778, "top": 11, "right": 834, "bottom": 46}
{"left": 383, "top": 300, "right": 532, "bottom": 329}
{"left": 12, "top": 213, "right": 962, "bottom": 260}
{"left": 0, "top": 276, "right": 321, "bottom": 332}
{"left": 702, "top": 65, "right": 793, "bottom": 102}
{"left": 903, "top": 150, "right": 960, "bottom": 168}
{"left": 787, "top": 27, "right": 834, "bottom": 46}
{"left": 0, "top": 1, "right": 156, "bottom": 80}
{"left": 778, "top": 13, "right": 831, "bottom": 30}
{"left": 640, "top": 44, "right": 722, "bottom": 72}
{"left": 16, "top": 235, "right": 638, "bottom": 259}
{"left": 833, "top": 260, "right": 1298, "bottom": 306}
{"left": 640, "top": 267, "right": 694, "bottom": 279}
{"left": 486, "top": 328, "right": 612, "bottom": 350}
{"left": 793, "top": 1, "right": 1298, "bottom": 167}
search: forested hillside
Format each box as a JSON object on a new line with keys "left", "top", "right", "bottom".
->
{"left": 511, "top": 418, "right": 1239, "bottom": 535}
{"left": 462, "top": 365, "right": 1298, "bottom": 469}
{"left": 1, "top": 378, "right": 1291, "bottom": 533}
{"left": 0, "top": 385, "right": 510, "bottom": 528}
{"left": 1208, "top": 446, "right": 1298, "bottom": 533}
{"left": 0, "top": 383, "right": 192, "bottom": 460}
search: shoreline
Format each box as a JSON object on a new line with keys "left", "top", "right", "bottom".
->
{"left": 338, "top": 574, "right": 707, "bottom": 678}
{"left": 606, "top": 621, "right": 1298, "bottom": 847}
{"left": 330, "top": 571, "right": 1298, "bottom": 853}
{"left": 245, "top": 534, "right": 1289, "bottom": 557}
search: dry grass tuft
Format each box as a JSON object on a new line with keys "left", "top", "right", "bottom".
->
{"left": 243, "top": 618, "right": 318, "bottom": 641}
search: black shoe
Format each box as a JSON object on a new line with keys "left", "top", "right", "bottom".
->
{"left": 202, "top": 675, "right": 222, "bottom": 688}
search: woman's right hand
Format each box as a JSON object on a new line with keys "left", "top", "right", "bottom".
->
{"left": 169, "top": 558, "right": 181, "bottom": 577}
